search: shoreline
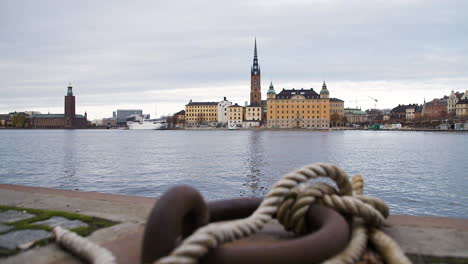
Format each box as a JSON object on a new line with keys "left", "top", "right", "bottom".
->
{"left": 1, "top": 127, "right": 467, "bottom": 132}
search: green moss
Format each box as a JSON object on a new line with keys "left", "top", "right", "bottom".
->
{"left": 0, "top": 205, "right": 118, "bottom": 258}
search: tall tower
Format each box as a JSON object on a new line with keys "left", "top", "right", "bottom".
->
{"left": 64, "top": 84, "right": 76, "bottom": 128}
{"left": 250, "top": 38, "right": 262, "bottom": 106}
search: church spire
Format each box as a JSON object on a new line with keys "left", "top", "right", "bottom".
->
{"left": 254, "top": 37, "right": 258, "bottom": 58}
{"left": 251, "top": 38, "right": 260, "bottom": 76}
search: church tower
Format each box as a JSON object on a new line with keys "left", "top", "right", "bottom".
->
{"left": 64, "top": 83, "right": 76, "bottom": 128}
{"left": 250, "top": 38, "right": 262, "bottom": 106}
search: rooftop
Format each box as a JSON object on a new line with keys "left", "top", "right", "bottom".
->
{"left": 186, "top": 101, "right": 218, "bottom": 106}
{"left": 276, "top": 88, "right": 320, "bottom": 99}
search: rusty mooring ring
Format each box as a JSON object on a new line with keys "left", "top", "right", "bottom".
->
{"left": 142, "top": 185, "right": 350, "bottom": 264}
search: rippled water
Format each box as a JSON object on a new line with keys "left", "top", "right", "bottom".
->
{"left": 0, "top": 129, "right": 467, "bottom": 218}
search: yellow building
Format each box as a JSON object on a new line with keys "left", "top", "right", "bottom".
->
{"left": 266, "top": 82, "right": 331, "bottom": 129}
{"left": 456, "top": 99, "right": 468, "bottom": 117}
{"left": 228, "top": 103, "right": 244, "bottom": 128}
{"left": 185, "top": 100, "right": 218, "bottom": 127}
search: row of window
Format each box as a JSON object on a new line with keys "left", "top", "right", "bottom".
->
{"left": 271, "top": 105, "right": 326, "bottom": 109}
{"left": 186, "top": 117, "right": 217, "bottom": 121}
{"left": 186, "top": 108, "right": 216, "bottom": 112}
{"left": 270, "top": 110, "right": 327, "bottom": 114}
{"left": 272, "top": 100, "right": 326, "bottom": 103}
{"left": 268, "top": 116, "right": 328, "bottom": 119}
{"left": 186, "top": 113, "right": 217, "bottom": 116}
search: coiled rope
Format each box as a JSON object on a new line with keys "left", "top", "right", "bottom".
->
{"left": 155, "top": 163, "right": 411, "bottom": 264}
{"left": 53, "top": 163, "right": 411, "bottom": 264}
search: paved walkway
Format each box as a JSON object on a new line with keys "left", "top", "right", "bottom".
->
{"left": 1, "top": 184, "right": 467, "bottom": 263}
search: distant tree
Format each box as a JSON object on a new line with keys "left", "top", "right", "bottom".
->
{"left": 330, "top": 113, "right": 341, "bottom": 127}
{"left": 12, "top": 115, "right": 26, "bottom": 128}
{"left": 341, "top": 115, "right": 348, "bottom": 125}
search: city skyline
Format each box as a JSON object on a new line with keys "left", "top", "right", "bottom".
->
{"left": 1, "top": 0, "right": 467, "bottom": 120}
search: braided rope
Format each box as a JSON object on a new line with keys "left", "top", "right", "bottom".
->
{"left": 155, "top": 163, "right": 411, "bottom": 264}
{"left": 155, "top": 163, "right": 351, "bottom": 264}
{"left": 53, "top": 226, "right": 116, "bottom": 264}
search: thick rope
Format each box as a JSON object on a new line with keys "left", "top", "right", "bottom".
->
{"left": 52, "top": 226, "right": 116, "bottom": 264}
{"left": 155, "top": 163, "right": 352, "bottom": 264}
{"left": 155, "top": 163, "right": 411, "bottom": 264}
{"left": 50, "top": 163, "right": 410, "bottom": 264}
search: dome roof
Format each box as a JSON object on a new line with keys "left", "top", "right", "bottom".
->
{"left": 267, "top": 82, "right": 276, "bottom": 95}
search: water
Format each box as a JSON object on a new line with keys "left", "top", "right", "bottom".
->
{"left": 0, "top": 129, "right": 467, "bottom": 218}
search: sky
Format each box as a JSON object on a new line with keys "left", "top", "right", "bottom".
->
{"left": 1, "top": 0, "right": 467, "bottom": 120}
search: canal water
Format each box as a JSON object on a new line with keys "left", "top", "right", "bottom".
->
{"left": 0, "top": 129, "right": 467, "bottom": 218}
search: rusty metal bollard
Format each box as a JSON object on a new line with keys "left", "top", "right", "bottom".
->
{"left": 142, "top": 185, "right": 350, "bottom": 264}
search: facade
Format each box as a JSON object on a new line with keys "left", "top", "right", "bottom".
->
{"left": 217, "top": 97, "right": 232, "bottom": 125}
{"left": 31, "top": 84, "right": 88, "bottom": 129}
{"left": 344, "top": 108, "right": 367, "bottom": 124}
{"left": 330, "top": 98, "right": 344, "bottom": 116}
{"left": 423, "top": 99, "right": 447, "bottom": 119}
{"left": 405, "top": 105, "right": 423, "bottom": 120}
{"left": 447, "top": 90, "right": 464, "bottom": 116}
{"left": 172, "top": 110, "right": 186, "bottom": 128}
{"left": 456, "top": 99, "right": 468, "bottom": 117}
{"left": 266, "top": 82, "right": 331, "bottom": 129}
{"left": 390, "top": 104, "right": 412, "bottom": 120}
{"left": 101, "top": 118, "right": 117, "bottom": 128}
{"left": 185, "top": 100, "right": 218, "bottom": 127}
{"left": 228, "top": 104, "right": 244, "bottom": 128}
{"left": 244, "top": 105, "right": 262, "bottom": 128}
{"left": 116, "top": 109, "right": 143, "bottom": 125}
{"left": 250, "top": 39, "right": 262, "bottom": 107}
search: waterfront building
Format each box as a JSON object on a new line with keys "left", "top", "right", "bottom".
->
{"left": 330, "top": 98, "right": 344, "bottom": 117}
{"left": 344, "top": 108, "right": 367, "bottom": 124}
{"left": 0, "top": 114, "right": 11, "bottom": 127}
{"left": 228, "top": 103, "right": 244, "bottom": 128}
{"left": 244, "top": 104, "right": 262, "bottom": 128}
{"left": 266, "top": 82, "right": 332, "bottom": 129}
{"left": 116, "top": 109, "right": 143, "bottom": 125}
{"left": 217, "top": 97, "right": 232, "bottom": 125}
{"left": 423, "top": 99, "right": 447, "bottom": 119}
{"left": 172, "top": 110, "right": 186, "bottom": 128}
{"left": 101, "top": 118, "right": 117, "bottom": 128}
{"left": 30, "top": 84, "right": 88, "bottom": 129}
{"left": 185, "top": 100, "right": 218, "bottom": 127}
{"left": 455, "top": 99, "right": 468, "bottom": 117}
{"left": 405, "top": 105, "right": 423, "bottom": 120}
{"left": 447, "top": 90, "right": 464, "bottom": 116}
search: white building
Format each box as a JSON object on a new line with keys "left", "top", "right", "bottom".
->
{"left": 217, "top": 97, "right": 232, "bottom": 125}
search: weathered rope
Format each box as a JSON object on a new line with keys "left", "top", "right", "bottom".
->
{"left": 155, "top": 162, "right": 411, "bottom": 264}
{"left": 51, "top": 163, "right": 410, "bottom": 264}
{"left": 52, "top": 226, "right": 116, "bottom": 264}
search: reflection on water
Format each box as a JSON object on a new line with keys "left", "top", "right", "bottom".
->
{"left": 0, "top": 129, "right": 467, "bottom": 218}
{"left": 241, "top": 132, "right": 267, "bottom": 197}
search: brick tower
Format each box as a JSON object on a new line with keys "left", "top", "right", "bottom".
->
{"left": 250, "top": 38, "right": 262, "bottom": 106}
{"left": 64, "top": 84, "right": 76, "bottom": 128}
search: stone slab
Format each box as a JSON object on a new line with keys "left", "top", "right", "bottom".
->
{"left": 0, "top": 224, "right": 12, "bottom": 233}
{"left": 0, "top": 229, "right": 50, "bottom": 250}
{"left": 33, "top": 216, "right": 88, "bottom": 230}
{"left": 0, "top": 210, "right": 35, "bottom": 223}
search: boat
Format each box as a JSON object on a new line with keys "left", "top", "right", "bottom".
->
{"left": 127, "top": 118, "right": 168, "bottom": 130}
{"left": 228, "top": 122, "right": 240, "bottom": 130}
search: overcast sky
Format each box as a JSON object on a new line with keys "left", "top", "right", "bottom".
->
{"left": 1, "top": 0, "right": 467, "bottom": 120}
